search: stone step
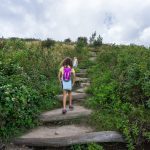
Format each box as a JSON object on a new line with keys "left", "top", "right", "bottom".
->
{"left": 89, "top": 48, "right": 99, "bottom": 52}
{"left": 76, "top": 77, "right": 90, "bottom": 82}
{"left": 89, "top": 57, "right": 97, "bottom": 62}
{"left": 89, "top": 51, "right": 97, "bottom": 57}
{"left": 80, "top": 82, "right": 90, "bottom": 88}
{"left": 14, "top": 125, "right": 124, "bottom": 147}
{"left": 78, "top": 69, "right": 87, "bottom": 73}
{"left": 75, "top": 87, "right": 87, "bottom": 93}
{"left": 56, "top": 92, "right": 88, "bottom": 101}
{"left": 76, "top": 72, "right": 87, "bottom": 77}
{"left": 39, "top": 105, "right": 92, "bottom": 122}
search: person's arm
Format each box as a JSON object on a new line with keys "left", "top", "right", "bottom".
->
{"left": 76, "top": 59, "right": 78, "bottom": 66}
{"left": 58, "top": 71, "right": 62, "bottom": 83}
{"left": 72, "top": 69, "right": 76, "bottom": 86}
{"left": 58, "top": 68, "right": 62, "bottom": 83}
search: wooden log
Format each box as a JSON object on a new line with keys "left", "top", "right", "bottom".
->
{"left": 75, "top": 77, "right": 90, "bottom": 82}
{"left": 76, "top": 72, "right": 87, "bottom": 78}
{"left": 39, "top": 105, "right": 92, "bottom": 122}
{"left": 89, "top": 57, "right": 97, "bottom": 62}
{"left": 14, "top": 131, "right": 125, "bottom": 147}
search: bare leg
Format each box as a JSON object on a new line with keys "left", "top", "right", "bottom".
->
{"left": 63, "top": 90, "right": 67, "bottom": 109}
{"left": 68, "top": 91, "right": 72, "bottom": 106}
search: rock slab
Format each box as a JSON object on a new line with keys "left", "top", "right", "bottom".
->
{"left": 14, "top": 125, "right": 124, "bottom": 147}
{"left": 40, "top": 105, "right": 92, "bottom": 122}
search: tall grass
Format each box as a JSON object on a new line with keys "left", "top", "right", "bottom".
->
{"left": 86, "top": 44, "right": 150, "bottom": 150}
{"left": 0, "top": 39, "right": 89, "bottom": 141}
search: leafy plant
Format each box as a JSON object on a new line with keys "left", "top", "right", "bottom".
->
{"left": 41, "top": 38, "right": 55, "bottom": 48}
{"left": 86, "top": 44, "right": 150, "bottom": 150}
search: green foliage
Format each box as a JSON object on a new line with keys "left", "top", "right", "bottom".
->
{"left": 86, "top": 44, "right": 150, "bottom": 150}
{"left": 70, "top": 143, "right": 103, "bottom": 150}
{"left": 77, "top": 37, "right": 88, "bottom": 46}
{"left": 75, "top": 37, "right": 88, "bottom": 53}
{"left": 144, "top": 132, "right": 150, "bottom": 140}
{"left": 64, "top": 38, "right": 72, "bottom": 43}
{"left": 41, "top": 38, "right": 55, "bottom": 48}
{"left": 0, "top": 40, "right": 5, "bottom": 49}
{"left": 0, "top": 38, "right": 89, "bottom": 141}
{"left": 93, "top": 35, "right": 103, "bottom": 47}
{"left": 87, "top": 143, "right": 104, "bottom": 150}
{"left": 89, "top": 31, "right": 103, "bottom": 47}
{"left": 0, "top": 59, "right": 59, "bottom": 140}
{"left": 89, "top": 31, "right": 96, "bottom": 45}
{"left": 1, "top": 39, "right": 26, "bottom": 50}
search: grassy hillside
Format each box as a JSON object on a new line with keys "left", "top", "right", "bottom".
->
{"left": 0, "top": 38, "right": 150, "bottom": 150}
{"left": 0, "top": 39, "right": 89, "bottom": 140}
{"left": 86, "top": 44, "right": 150, "bottom": 149}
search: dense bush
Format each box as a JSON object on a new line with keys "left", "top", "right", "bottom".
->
{"left": 77, "top": 37, "right": 88, "bottom": 45}
{"left": 71, "top": 143, "right": 104, "bottom": 150}
{"left": 86, "top": 44, "right": 150, "bottom": 150}
{"left": 93, "top": 35, "right": 103, "bottom": 47}
{"left": 1, "top": 39, "right": 26, "bottom": 50}
{"left": 75, "top": 37, "right": 88, "bottom": 53}
{"left": 0, "top": 39, "right": 89, "bottom": 141}
{"left": 0, "top": 53, "right": 59, "bottom": 140}
{"left": 41, "top": 38, "right": 55, "bottom": 48}
{"left": 64, "top": 38, "right": 71, "bottom": 43}
{"left": 89, "top": 31, "right": 103, "bottom": 47}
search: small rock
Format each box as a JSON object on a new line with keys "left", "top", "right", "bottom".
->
{"left": 55, "top": 132, "right": 59, "bottom": 135}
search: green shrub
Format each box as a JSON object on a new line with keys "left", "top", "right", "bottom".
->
{"left": 75, "top": 37, "right": 88, "bottom": 53}
{"left": 70, "top": 143, "right": 103, "bottom": 150}
{"left": 64, "top": 38, "right": 72, "bottom": 43}
{"left": 41, "top": 38, "right": 55, "bottom": 48}
{"left": 89, "top": 31, "right": 103, "bottom": 47}
{"left": 0, "top": 39, "right": 89, "bottom": 141}
{"left": 2, "top": 39, "right": 26, "bottom": 50}
{"left": 86, "top": 44, "right": 150, "bottom": 149}
{"left": 93, "top": 35, "right": 103, "bottom": 47}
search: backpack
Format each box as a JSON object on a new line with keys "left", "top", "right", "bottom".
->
{"left": 63, "top": 67, "right": 72, "bottom": 81}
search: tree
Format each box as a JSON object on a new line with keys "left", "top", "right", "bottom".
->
{"left": 77, "top": 37, "right": 87, "bottom": 46}
{"left": 93, "top": 35, "right": 103, "bottom": 47}
{"left": 75, "top": 37, "right": 88, "bottom": 53}
{"left": 89, "top": 31, "right": 103, "bottom": 47}
{"left": 89, "top": 31, "right": 96, "bottom": 45}
{"left": 41, "top": 38, "right": 55, "bottom": 48}
{"left": 64, "top": 38, "right": 71, "bottom": 43}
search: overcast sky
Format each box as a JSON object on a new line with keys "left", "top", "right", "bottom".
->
{"left": 0, "top": 0, "right": 150, "bottom": 45}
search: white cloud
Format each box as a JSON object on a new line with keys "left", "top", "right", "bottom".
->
{"left": 0, "top": 0, "right": 150, "bottom": 46}
{"left": 138, "top": 27, "right": 150, "bottom": 45}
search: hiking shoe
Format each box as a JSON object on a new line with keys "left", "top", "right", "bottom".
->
{"left": 69, "top": 105, "right": 74, "bottom": 110}
{"left": 0, "top": 144, "right": 5, "bottom": 150}
{"left": 62, "top": 109, "right": 67, "bottom": 114}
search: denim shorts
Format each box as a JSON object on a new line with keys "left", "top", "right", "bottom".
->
{"left": 62, "top": 79, "right": 72, "bottom": 91}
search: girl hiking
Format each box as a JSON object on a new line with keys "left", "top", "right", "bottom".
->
{"left": 58, "top": 57, "right": 76, "bottom": 114}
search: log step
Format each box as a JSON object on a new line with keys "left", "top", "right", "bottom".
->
{"left": 76, "top": 72, "right": 87, "bottom": 77}
{"left": 14, "top": 125, "right": 124, "bottom": 147}
{"left": 56, "top": 92, "right": 88, "bottom": 101}
{"left": 75, "top": 87, "right": 87, "bottom": 93}
{"left": 39, "top": 105, "right": 92, "bottom": 122}
{"left": 89, "top": 51, "right": 97, "bottom": 57}
{"left": 80, "top": 82, "right": 90, "bottom": 88}
{"left": 76, "top": 77, "right": 90, "bottom": 82}
{"left": 78, "top": 69, "right": 87, "bottom": 73}
{"left": 89, "top": 57, "right": 97, "bottom": 61}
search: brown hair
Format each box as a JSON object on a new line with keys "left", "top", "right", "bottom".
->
{"left": 61, "top": 57, "right": 73, "bottom": 68}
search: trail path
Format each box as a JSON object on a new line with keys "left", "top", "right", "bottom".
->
{"left": 12, "top": 51, "right": 124, "bottom": 149}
